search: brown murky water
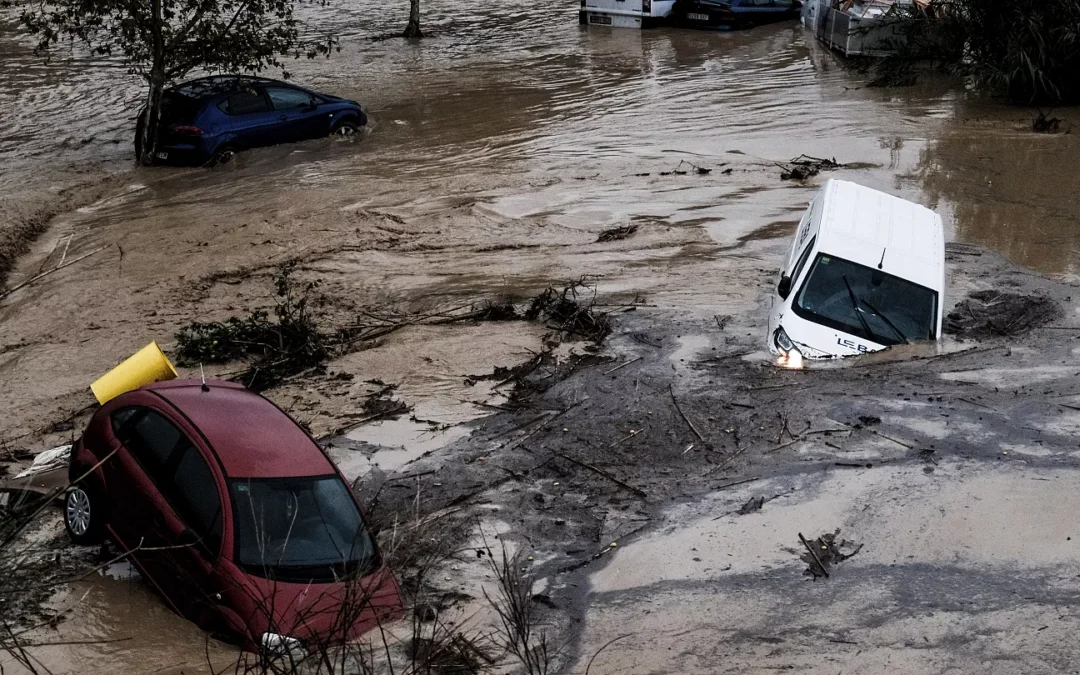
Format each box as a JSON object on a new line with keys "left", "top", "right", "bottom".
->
{"left": 3, "top": 2, "right": 1080, "bottom": 274}
{"left": 3, "top": 0, "right": 1080, "bottom": 671}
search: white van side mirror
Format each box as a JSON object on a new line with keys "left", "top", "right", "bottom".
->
{"left": 777, "top": 275, "right": 792, "bottom": 299}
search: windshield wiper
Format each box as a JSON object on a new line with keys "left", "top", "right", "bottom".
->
{"left": 842, "top": 275, "right": 876, "bottom": 343}
{"left": 861, "top": 298, "right": 909, "bottom": 345}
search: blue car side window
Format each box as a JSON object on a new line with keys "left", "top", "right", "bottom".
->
{"left": 219, "top": 89, "right": 270, "bottom": 116}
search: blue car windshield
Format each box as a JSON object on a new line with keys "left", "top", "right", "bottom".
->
{"left": 791, "top": 253, "right": 937, "bottom": 346}
{"left": 230, "top": 475, "right": 377, "bottom": 582}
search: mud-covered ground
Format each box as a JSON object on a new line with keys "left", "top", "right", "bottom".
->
{"left": 350, "top": 246, "right": 1080, "bottom": 674}
{"left": 4, "top": 0, "right": 1080, "bottom": 672}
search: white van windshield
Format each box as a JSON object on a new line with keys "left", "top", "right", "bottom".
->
{"left": 791, "top": 253, "right": 937, "bottom": 345}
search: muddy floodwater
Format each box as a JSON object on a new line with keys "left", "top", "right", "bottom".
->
{"left": 3, "top": 0, "right": 1080, "bottom": 673}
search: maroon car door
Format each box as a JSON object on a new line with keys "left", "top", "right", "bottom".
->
{"left": 104, "top": 405, "right": 225, "bottom": 622}
{"left": 101, "top": 406, "right": 179, "bottom": 573}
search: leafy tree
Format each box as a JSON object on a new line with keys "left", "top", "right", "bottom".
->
{"left": 877, "top": 0, "right": 1080, "bottom": 104}
{"left": 18, "top": 0, "right": 337, "bottom": 164}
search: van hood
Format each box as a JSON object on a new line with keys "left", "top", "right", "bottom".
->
{"left": 773, "top": 311, "right": 886, "bottom": 360}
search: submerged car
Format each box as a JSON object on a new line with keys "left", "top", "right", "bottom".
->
{"left": 64, "top": 379, "right": 401, "bottom": 651}
{"left": 767, "top": 179, "right": 944, "bottom": 364}
{"left": 136, "top": 76, "right": 368, "bottom": 166}
{"left": 672, "top": 0, "right": 801, "bottom": 30}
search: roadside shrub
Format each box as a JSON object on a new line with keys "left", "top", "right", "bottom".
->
{"left": 879, "top": 0, "right": 1080, "bottom": 104}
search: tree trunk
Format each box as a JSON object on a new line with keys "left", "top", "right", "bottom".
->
{"left": 402, "top": 0, "right": 423, "bottom": 37}
{"left": 140, "top": 69, "right": 166, "bottom": 166}
{"left": 139, "top": 0, "right": 166, "bottom": 166}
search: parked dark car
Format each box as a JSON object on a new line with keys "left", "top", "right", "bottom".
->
{"left": 64, "top": 379, "right": 401, "bottom": 652}
{"left": 672, "top": 0, "right": 801, "bottom": 29}
{"left": 135, "top": 76, "right": 368, "bottom": 166}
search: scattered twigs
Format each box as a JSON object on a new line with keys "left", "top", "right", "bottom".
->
{"left": 799, "top": 532, "right": 830, "bottom": 579}
{"left": 669, "top": 384, "right": 705, "bottom": 442}
{"left": 502, "top": 399, "right": 587, "bottom": 451}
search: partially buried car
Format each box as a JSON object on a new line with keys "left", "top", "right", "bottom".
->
{"left": 136, "top": 75, "right": 367, "bottom": 166}
{"left": 767, "top": 179, "right": 945, "bottom": 365}
{"left": 63, "top": 379, "right": 401, "bottom": 652}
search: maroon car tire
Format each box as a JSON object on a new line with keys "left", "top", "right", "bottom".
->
{"left": 64, "top": 482, "right": 104, "bottom": 545}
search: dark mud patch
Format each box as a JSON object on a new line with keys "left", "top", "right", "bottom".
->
{"left": 739, "top": 220, "right": 797, "bottom": 243}
{"left": 799, "top": 530, "right": 862, "bottom": 580}
{"left": 945, "top": 290, "right": 1061, "bottom": 339}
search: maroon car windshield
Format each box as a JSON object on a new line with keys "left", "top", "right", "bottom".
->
{"left": 230, "top": 476, "right": 377, "bottom": 582}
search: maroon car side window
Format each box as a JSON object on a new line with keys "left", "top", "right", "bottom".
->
{"left": 114, "top": 407, "right": 223, "bottom": 557}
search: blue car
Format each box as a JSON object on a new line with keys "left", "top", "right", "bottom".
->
{"left": 136, "top": 76, "right": 368, "bottom": 166}
{"left": 672, "top": 0, "right": 801, "bottom": 29}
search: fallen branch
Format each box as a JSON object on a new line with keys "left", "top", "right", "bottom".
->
{"left": 713, "top": 476, "right": 761, "bottom": 491}
{"left": 799, "top": 532, "right": 829, "bottom": 579}
{"left": 603, "top": 357, "right": 642, "bottom": 375}
{"left": 585, "top": 634, "right": 634, "bottom": 675}
{"left": 0, "top": 245, "right": 111, "bottom": 300}
{"left": 669, "top": 384, "right": 705, "bottom": 442}
{"left": 554, "top": 452, "right": 647, "bottom": 499}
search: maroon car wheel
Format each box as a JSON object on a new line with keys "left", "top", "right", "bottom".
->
{"left": 64, "top": 483, "right": 104, "bottom": 545}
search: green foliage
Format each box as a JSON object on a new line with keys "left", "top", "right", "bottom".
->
{"left": 175, "top": 264, "right": 329, "bottom": 391}
{"left": 881, "top": 0, "right": 1080, "bottom": 104}
{"left": 19, "top": 0, "right": 336, "bottom": 81}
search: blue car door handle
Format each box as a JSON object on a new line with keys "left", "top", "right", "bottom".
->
{"left": 279, "top": 114, "right": 287, "bottom": 121}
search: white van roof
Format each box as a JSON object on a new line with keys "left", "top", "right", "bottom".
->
{"left": 815, "top": 179, "right": 944, "bottom": 293}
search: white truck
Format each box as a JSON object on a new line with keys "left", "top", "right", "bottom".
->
{"left": 767, "top": 179, "right": 945, "bottom": 366}
{"left": 579, "top": 0, "right": 677, "bottom": 28}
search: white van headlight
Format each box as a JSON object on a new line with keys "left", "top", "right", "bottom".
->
{"left": 775, "top": 327, "right": 796, "bottom": 354}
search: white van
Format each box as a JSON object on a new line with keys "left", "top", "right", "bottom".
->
{"left": 579, "top": 0, "right": 676, "bottom": 28}
{"left": 767, "top": 179, "right": 945, "bottom": 364}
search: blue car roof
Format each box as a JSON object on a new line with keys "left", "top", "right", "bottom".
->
{"left": 170, "top": 76, "right": 288, "bottom": 99}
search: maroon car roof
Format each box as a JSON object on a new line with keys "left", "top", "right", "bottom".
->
{"left": 146, "top": 380, "right": 334, "bottom": 479}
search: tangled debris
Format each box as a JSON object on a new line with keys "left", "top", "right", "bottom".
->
{"left": 1032, "top": 110, "right": 1064, "bottom": 133}
{"left": 660, "top": 160, "right": 713, "bottom": 176}
{"left": 778, "top": 155, "right": 843, "bottom": 181}
{"left": 175, "top": 263, "right": 328, "bottom": 391}
{"left": 799, "top": 530, "right": 862, "bottom": 580}
{"left": 945, "top": 290, "right": 1060, "bottom": 339}
{"left": 525, "top": 277, "right": 613, "bottom": 343}
{"left": 597, "top": 224, "right": 638, "bottom": 243}
{"left": 176, "top": 267, "right": 615, "bottom": 395}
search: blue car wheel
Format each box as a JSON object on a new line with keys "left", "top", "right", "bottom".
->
{"left": 207, "top": 144, "right": 239, "bottom": 167}
{"left": 331, "top": 118, "right": 360, "bottom": 136}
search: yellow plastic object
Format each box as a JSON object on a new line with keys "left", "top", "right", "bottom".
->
{"left": 90, "top": 341, "right": 178, "bottom": 404}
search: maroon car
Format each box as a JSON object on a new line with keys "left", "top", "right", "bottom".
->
{"left": 63, "top": 379, "right": 401, "bottom": 652}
